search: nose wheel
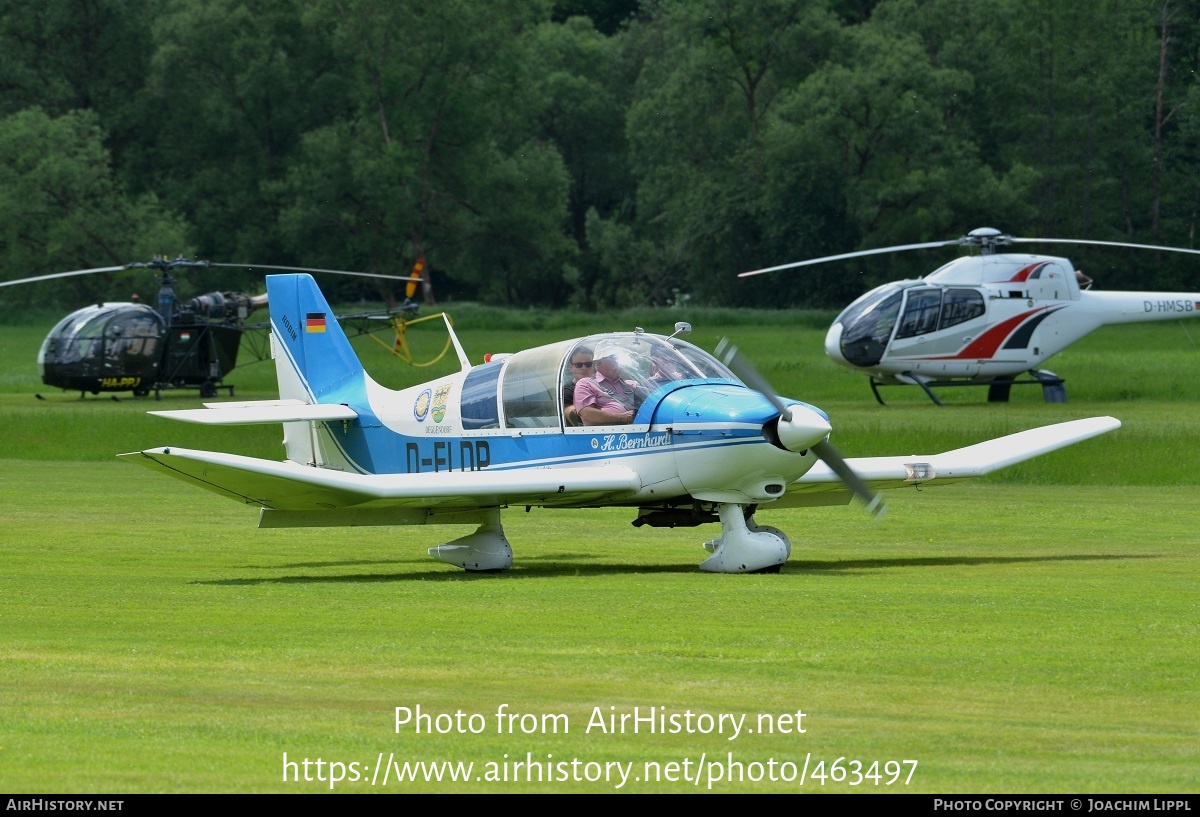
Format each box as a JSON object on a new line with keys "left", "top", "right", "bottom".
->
{"left": 700, "top": 504, "right": 791, "bottom": 573}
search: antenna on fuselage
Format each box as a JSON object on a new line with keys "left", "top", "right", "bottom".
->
{"left": 444, "top": 314, "right": 470, "bottom": 370}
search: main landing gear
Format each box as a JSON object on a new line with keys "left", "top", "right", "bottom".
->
{"left": 427, "top": 509, "right": 513, "bottom": 572}
{"left": 699, "top": 504, "right": 790, "bottom": 573}
{"left": 427, "top": 503, "right": 790, "bottom": 575}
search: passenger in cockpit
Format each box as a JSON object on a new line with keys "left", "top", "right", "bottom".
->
{"left": 575, "top": 347, "right": 640, "bottom": 425}
{"left": 648, "top": 348, "right": 685, "bottom": 386}
{"left": 563, "top": 346, "right": 592, "bottom": 426}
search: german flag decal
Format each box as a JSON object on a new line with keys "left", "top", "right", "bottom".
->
{"left": 305, "top": 313, "right": 327, "bottom": 333}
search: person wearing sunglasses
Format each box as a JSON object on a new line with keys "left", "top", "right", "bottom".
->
{"left": 573, "top": 345, "right": 643, "bottom": 426}
{"left": 563, "top": 346, "right": 593, "bottom": 426}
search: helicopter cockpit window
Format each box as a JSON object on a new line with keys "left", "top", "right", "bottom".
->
{"left": 939, "top": 289, "right": 985, "bottom": 330}
{"left": 838, "top": 284, "right": 905, "bottom": 367}
{"left": 836, "top": 282, "right": 905, "bottom": 329}
{"left": 894, "top": 288, "right": 942, "bottom": 339}
{"left": 42, "top": 309, "right": 112, "bottom": 365}
{"left": 39, "top": 305, "right": 164, "bottom": 367}
{"left": 109, "top": 312, "right": 162, "bottom": 360}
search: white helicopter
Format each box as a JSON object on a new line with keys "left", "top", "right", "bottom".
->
{"left": 120, "top": 273, "right": 1119, "bottom": 574}
{"left": 740, "top": 228, "right": 1200, "bottom": 405}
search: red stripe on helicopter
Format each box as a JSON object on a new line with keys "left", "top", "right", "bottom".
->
{"left": 1004, "top": 262, "right": 1049, "bottom": 283}
{"left": 905, "top": 306, "right": 1059, "bottom": 361}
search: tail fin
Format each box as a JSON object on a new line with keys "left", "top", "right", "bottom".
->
{"left": 267, "top": 274, "right": 365, "bottom": 404}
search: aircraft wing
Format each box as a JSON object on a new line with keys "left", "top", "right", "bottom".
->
{"left": 148, "top": 399, "right": 358, "bottom": 425}
{"left": 118, "top": 447, "right": 642, "bottom": 516}
{"left": 774, "top": 416, "right": 1120, "bottom": 508}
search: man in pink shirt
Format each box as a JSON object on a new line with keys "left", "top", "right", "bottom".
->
{"left": 574, "top": 350, "right": 641, "bottom": 425}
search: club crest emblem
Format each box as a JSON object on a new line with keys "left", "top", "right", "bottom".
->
{"left": 413, "top": 389, "right": 432, "bottom": 421}
{"left": 432, "top": 385, "right": 452, "bottom": 423}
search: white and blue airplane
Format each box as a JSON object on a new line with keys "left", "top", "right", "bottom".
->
{"left": 120, "top": 274, "right": 1121, "bottom": 574}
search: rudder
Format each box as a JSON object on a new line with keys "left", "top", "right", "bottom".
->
{"left": 267, "top": 274, "right": 365, "bottom": 403}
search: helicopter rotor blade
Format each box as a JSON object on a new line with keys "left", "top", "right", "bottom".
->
{"left": 738, "top": 240, "right": 959, "bottom": 278}
{"left": 0, "top": 260, "right": 419, "bottom": 292}
{"left": 0, "top": 265, "right": 128, "bottom": 289}
{"left": 715, "top": 337, "right": 884, "bottom": 517}
{"left": 209, "top": 262, "right": 419, "bottom": 282}
{"left": 1008, "top": 237, "right": 1200, "bottom": 257}
{"left": 739, "top": 228, "right": 1200, "bottom": 280}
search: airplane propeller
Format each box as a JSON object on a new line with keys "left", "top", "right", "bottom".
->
{"left": 715, "top": 338, "right": 885, "bottom": 518}
{"left": 737, "top": 226, "right": 1200, "bottom": 277}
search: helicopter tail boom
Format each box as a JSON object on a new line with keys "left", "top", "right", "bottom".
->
{"left": 1081, "top": 290, "right": 1200, "bottom": 326}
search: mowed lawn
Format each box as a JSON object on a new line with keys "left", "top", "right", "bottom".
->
{"left": 0, "top": 313, "right": 1197, "bottom": 793}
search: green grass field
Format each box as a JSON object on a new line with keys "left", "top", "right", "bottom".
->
{"left": 0, "top": 308, "right": 1197, "bottom": 793}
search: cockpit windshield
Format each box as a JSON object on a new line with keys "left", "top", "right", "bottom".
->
{"left": 833, "top": 281, "right": 990, "bottom": 368}
{"left": 37, "top": 304, "right": 163, "bottom": 368}
{"left": 564, "top": 334, "right": 734, "bottom": 400}
{"left": 491, "top": 332, "right": 738, "bottom": 430}
{"left": 835, "top": 283, "right": 906, "bottom": 367}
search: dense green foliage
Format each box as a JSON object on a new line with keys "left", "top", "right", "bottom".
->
{"left": 3, "top": 0, "right": 1200, "bottom": 311}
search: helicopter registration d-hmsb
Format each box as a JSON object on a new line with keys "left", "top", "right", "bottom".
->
{"left": 741, "top": 228, "right": 1200, "bottom": 405}
{"left": 121, "top": 273, "right": 1119, "bottom": 574}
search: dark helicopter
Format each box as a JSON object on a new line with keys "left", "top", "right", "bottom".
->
{"left": 3, "top": 257, "right": 425, "bottom": 399}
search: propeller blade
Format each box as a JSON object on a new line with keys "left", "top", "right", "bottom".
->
{"left": 738, "top": 240, "right": 958, "bottom": 278}
{"left": 715, "top": 337, "right": 884, "bottom": 517}
{"left": 0, "top": 265, "right": 127, "bottom": 288}
{"left": 1008, "top": 237, "right": 1200, "bottom": 257}
{"left": 714, "top": 338, "right": 792, "bottom": 421}
{"left": 813, "top": 439, "right": 885, "bottom": 518}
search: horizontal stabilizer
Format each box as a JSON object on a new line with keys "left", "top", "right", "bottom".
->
{"left": 780, "top": 416, "right": 1119, "bottom": 504}
{"left": 118, "top": 446, "right": 641, "bottom": 511}
{"left": 149, "top": 399, "right": 358, "bottom": 425}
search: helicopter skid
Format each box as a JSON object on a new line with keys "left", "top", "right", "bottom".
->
{"left": 870, "top": 370, "right": 1066, "bottom": 406}
{"left": 699, "top": 504, "right": 791, "bottom": 573}
{"left": 428, "top": 510, "right": 513, "bottom": 572}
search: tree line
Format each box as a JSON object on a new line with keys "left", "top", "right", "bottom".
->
{"left": 3, "top": 0, "right": 1200, "bottom": 311}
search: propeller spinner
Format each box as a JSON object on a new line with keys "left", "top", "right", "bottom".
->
{"left": 715, "top": 338, "right": 884, "bottom": 517}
